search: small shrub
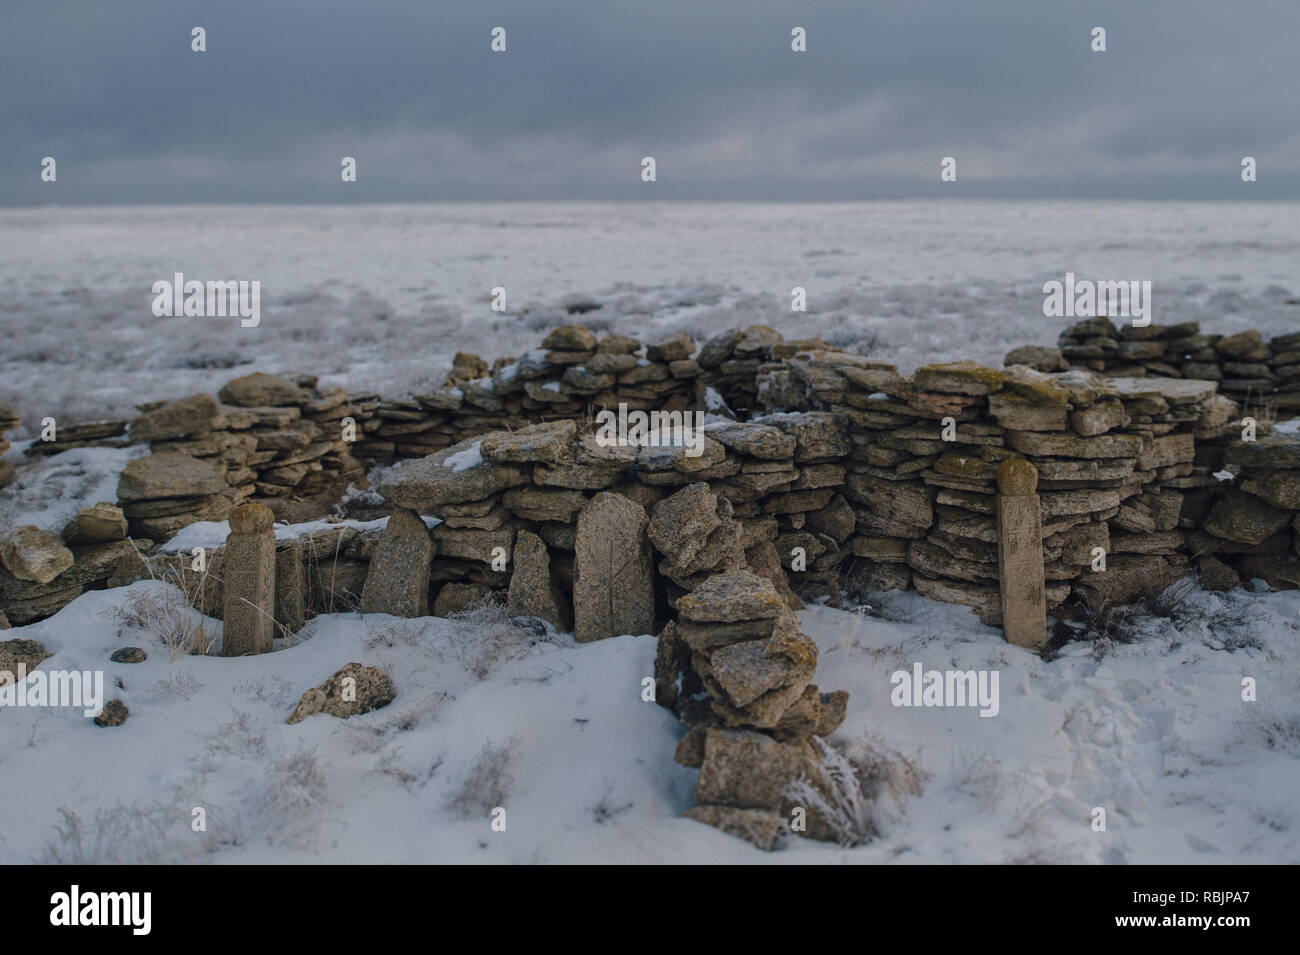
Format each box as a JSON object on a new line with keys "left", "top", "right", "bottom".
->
{"left": 1068, "top": 578, "right": 1264, "bottom": 657}
{"left": 446, "top": 737, "right": 519, "bottom": 819}
{"left": 784, "top": 736, "right": 925, "bottom": 847}
{"left": 37, "top": 803, "right": 203, "bottom": 865}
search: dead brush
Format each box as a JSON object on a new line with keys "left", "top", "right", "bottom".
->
{"left": 105, "top": 542, "right": 220, "bottom": 659}
{"left": 1061, "top": 576, "right": 1263, "bottom": 657}
{"left": 783, "top": 735, "right": 925, "bottom": 848}
{"left": 446, "top": 736, "right": 519, "bottom": 818}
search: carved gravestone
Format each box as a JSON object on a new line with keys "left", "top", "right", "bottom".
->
{"left": 360, "top": 507, "right": 434, "bottom": 618}
{"left": 573, "top": 491, "right": 654, "bottom": 642}
{"left": 995, "top": 459, "right": 1047, "bottom": 650}
{"left": 222, "top": 502, "right": 277, "bottom": 655}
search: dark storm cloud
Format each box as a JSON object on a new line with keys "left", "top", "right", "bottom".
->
{"left": 1, "top": 0, "right": 1296, "bottom": 204}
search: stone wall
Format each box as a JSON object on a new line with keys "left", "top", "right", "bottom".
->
{"left": 1054, "top": 318, "right": 1300, "bottom": 413}
{"left": 6, "top": 321, "right": 1300, "bottom": 632}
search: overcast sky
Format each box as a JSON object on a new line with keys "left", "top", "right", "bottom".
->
{"left": 2, "top": 0, "right": 1297, "bottom": 205}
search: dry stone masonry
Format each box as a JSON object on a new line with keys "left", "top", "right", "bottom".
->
{"left": 8, "top": 320, "right": 1300, "bottom": 847}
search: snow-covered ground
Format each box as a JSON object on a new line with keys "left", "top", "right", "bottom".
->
{"left": 3, "top": 199, "right": 1299, "bottom": 864}
{"left": 2, "top": 200, "right": 1299, "bottom": 431}
{"left": 2, "top": 577, "right": 1296, "bottom": 864}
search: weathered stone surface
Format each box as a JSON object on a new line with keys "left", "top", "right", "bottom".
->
{"left": 693, "top": 727, "right": 815, "bottom": 810}
{"left": 1202, "top": 491, "right": 1293, "bottom": 545}
{"left": 805, "top": 493, "right": 854, "bottom": 543}
{"left": 361, "top": 508, "right": 434, "bottom": 617}
{"left": 1224, "top": 435, "right": 1300, "bottom": 470}
{"left": 646, "top": 329, "right": 695, "bottom": 362}
{"left": 648, "top": 483, "right": 721, "bottom": 566}
{"left": 1198, "top": 555, "right": 1240, "bottom": 591}
{"left": 1005, "top": 430, "right": 1143, "bottom": 459}
{"left": 0, "top": 526, "right": 74, "bottom": 584}
{"left": 742, "top": 541, "right": 803, "bottom": 610}
{"left": 286, "top": 662, "right": 396, "bottom": 723}
{"left": 430, "top": 524, "right": 517, "bottom": 564}
{"left": 684, "top": 804, "right": 783, "bottom": 851}
{"left": 117, "top": 452, "right": 228, "bottom": 501}
{"left": 62, "top": 502, "right": 128, "bottom": 544}
{"left": 1005, "top": 345, "right": 1069, "bottom": 372}
{"left": 1236, "top": 554, "right": 1300, "bottom": 590}
{"left": 541, "top": 325, "right": 597, "bottom": 352}
{"left": 219, "top": 372, "right": 310, "bottom": 407}
{"left": 274, "top": 542, "right": 307, "bottom": 633}
{"left": 1214, "top": 330, "right": 1263, "bottom": 358}
{"left": 131, "top": 393, "right": 223, "bottom": 442}
{"left": 846, "top": 559, "right": 912, "bottom": 592}
{"left": 699, "top": 636, "right": 813, "bottom": 709}
{"left": 752, "top": 412, "right": 849, "bottom": 461}
{"left": 222, "top": 502, "right": 277, "bottom": 655}
{"left": 375, "top": 438, "right": 531, "bottom": 508}
{"left": 479, "top": 420, "right": 577, "bottom": 467}
{"left": 677, "top": 570, "right": 785, "bottom": 623}
{"left": 988, "top": 391, "right": 1067, "bottom": 431}
{"left": 507, "top": 531, "right": 571, "bottom": 631}
{"left": 432, "top": 582, "right": 492, "bottom": 616}
{"left": 914, "top": 361, "right": 1003, "bottom": 396}
{"left": 1075, "top": 555, "right": 1184, "bottom": 607}
{"left": 1069, "top": 397, "right": 1128, "bottom": 437}
{"left": 1048, "top": 521, "right": 1109, "bottom": 565}
{"left": 109, "top": 646, "right": 147, "bottom": 664}
{"left": 845, "top": 476, "right": 934, "bottom": 534}
{"left": 0, "top": 637, "right": 51, "bottom": 675}
{"left": 585, "top": 352, "right": 638, "bottom": 374}
{"left": 996, "top": 460, "right": 1046, "bottom": 650}
{"left": 94, "top": 699, "right": 129, "bottom": 727}
{"left": 697, "top": 329, "right": 742, "bottom": 368}
{"left": 501, "top": 486, "right": 587, "bottom": 522}
{"left": 1138, "top": 434, "right": 1195, "bottom": 471}
{"left": 1240, "top": 471, "right": 1300, "bottom": 510}
{"left": 660, "top": 497, "right": 745, "bottom": 581}
{"left": 533, "top": 462, "right": 623, "bottom": 490}
{"left": 573, "top": 492, "right": 654, "bottom": 642}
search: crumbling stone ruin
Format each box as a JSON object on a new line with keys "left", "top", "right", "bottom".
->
{"left": 6, "top": 319, "right": 1300, "bottom": 846}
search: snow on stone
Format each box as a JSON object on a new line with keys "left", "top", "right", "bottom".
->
{"left": 442, "top": 440, "right": 483, "bottom": 472}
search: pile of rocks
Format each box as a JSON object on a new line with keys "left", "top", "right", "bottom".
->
{"left": 21, "top": 419, "right": 131, "bottom": 458}
{"left": 654, "top": 569, "right": 848, "bottom": 850}
{"left": 0, "top": 400, "right": 18, "bottom": 487}
{"left": 695, "top": 325, "right": 839, "bottom": 416}
{"left": 1055, "top": 319, "right": 1300, "bottom": 413}
{"left": 706, "top": 414, "right": 852, "bottom": 603}
{"left": 356, "top": 326, "right": 704, "bottom": 465}
{"left": 118, "top": 372, "right": 367, "bottom": 535}
{"left": 374, "top": 419, "right": 592, "bottom": 622}
{"left": 1193, "top": 432, "right": 1300, "bottom": 591}
{"left": 0, "top": 504, "right": 142, "bottom": 625}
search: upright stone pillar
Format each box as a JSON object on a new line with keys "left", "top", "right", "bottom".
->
{"left": 360, "top": 507, "right": 434, "bottom": 617}
{"left": 274, "top": 540, "right": 307, "bottom": 635}
{"left": 222, "top": 502, "right": 277, "bottom": 655}
{"left": 995, "top": 459, "right": 1047, "bottom": 650}
{"left": 574, "top": 492, "right": 654, "bottom": 642}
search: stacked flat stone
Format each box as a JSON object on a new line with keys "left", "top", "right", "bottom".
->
{"left": 118, "top": 372, "right": 368, "bottom": 537}
{"left": 1268, "top": 331, "right": 1300, "bottom": 412}
{"left": 0, "top": 504, "right": 142, "bottom": 625}
{"left": 358, "top": 326, "right": 702, "bottom": 465}
{"left": 0, "top": 400, "right": 18, "bottom": 487}
{"left": 655, "top": 569, "right": 848, "bottom": 850}
{"left": 1194, "top": 432, "right": 1300, "bottom": 591}
{"left": 1056, "top": 319, "right": 1300, "bottom": 416}
{"left": 22, "top": 419, "right": 130, "bottom": 457}
{"left": 1056, "top": 318, "right": 1202, "bottom": 379}
{"left": 694, "top": 325, "right": 831, "bottom": 416}
{"left": 710, "top": 413, "right": 851, "bottom": 604}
